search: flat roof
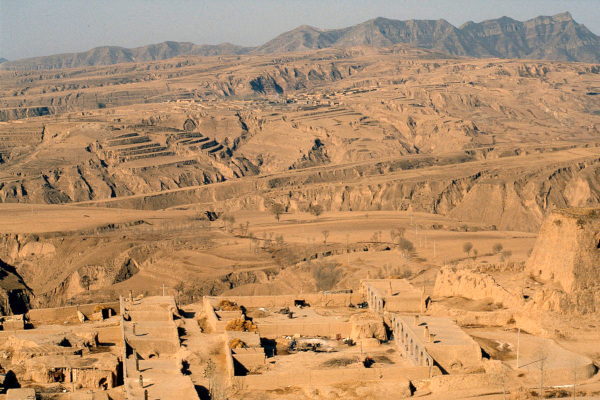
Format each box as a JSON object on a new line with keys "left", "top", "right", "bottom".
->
{"left": 397, "top": 315, "right": 476, "bottom": 347}
{"left": 362, "top": 279, "right": 423, "bottom": 299}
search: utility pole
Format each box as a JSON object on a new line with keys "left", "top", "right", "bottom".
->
{"left": 516, "top": 328, "right": 520, "bottom": 369}
{"left": 346, "top": 234, "right": 350, "bottom": 266}
{"left": 539, "top": 357, "right": 545, "bottom": 400}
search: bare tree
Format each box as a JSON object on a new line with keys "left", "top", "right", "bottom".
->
{"left": 313, "top": 261, "right": 341, "bottom": 291}
{"left": 463, "top": 242, "right": 473, "bottom": 258}
{"left": 493, "top": 243, "right": 504, "bottom": 255}
{"left": 271, "top": 203, "right": 285, "bottom": 221}
{"left": 322, "top": 230, "right": 330, "bottom": 244}
{"left": 252, "top": 237, "right": 260, "bottom": 253}
{"left": 308, "top": 204, "right": 324, "bottom": 218}
{"left": 397, "top": 237, "right": 415, "bottom": 260}
{"left": 80, "top": 275, "right": 91, "bottom": 291}
{"left": 275, "top": 234, "right": 284, "bottom": 248}
{"left": 247, "top": 232, "right": 255, "bottom": 251}
{"left": 500, "top": 250, "right": 513, "bottom": 262}
{"left": 527, "top": 343, "right": 548, "bottom": 400}
{"left": 203, "top": 359, "right": 229, "bottom": 400}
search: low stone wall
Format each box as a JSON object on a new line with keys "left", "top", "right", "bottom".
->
{"left": 239, "top": 366, "right": 430, "bottom": 390}
{"left": 225, "top": 344, "right": 235, "bottom": 379}
{"left": 28, "top": 301, "right": 120, "bottom": 325}
{"left": 522, "top": 361, "right": 597, "bottom": 387}
{"left": 225, "top": 331, "right": 261, "bottom": 347}
{"left": 430, "top": 373, "right": 504, "bottom": 393}
{"left": 204, "top": 298, "right": 220, "bottom": 332}
{"left": 232, "top": 349, "right": 265, "bottom": 373}
{"left": 257, "top": 321, "right": 352, "bottom": 338}
{"left": 206, "top": 293, "right": 356, "bottom": 309}
{"left": 434, "top": 268, "right": 524, "bottom": 309}
{"left": 127, "top": 337, "right": 180, "bottom": 358}
{"left": 127, "top": 310, "right": 173, "bottom": 322}
{"left": 203, "top": 298, "right": 240, "bottom": 332}
{"left": 97, "top": 324, "right": 122, "bottom": 344}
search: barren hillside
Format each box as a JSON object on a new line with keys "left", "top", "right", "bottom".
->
{"left": 0, "top": 43, "right": 599, "bottom": 310}
{"left": 2, "top": 12, "right": 599, "bottom": 71}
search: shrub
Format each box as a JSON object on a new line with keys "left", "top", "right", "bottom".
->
{"left": 463, "top": 242, "right": 473, "bottom": 257}
{"left": 313, "top": 262, "right": 341, "bottom": 291}
{"left": 308, "top": 204, "right": 324, "bottom": 218}
{"left": 271, "top": 203, "right": 285, "bottom": 221}
{"left": 397, "top": 237, "right": 415, "bottom": 259}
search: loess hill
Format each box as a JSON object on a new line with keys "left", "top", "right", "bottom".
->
{"left": 0, "top": 45, "right": 599, "bottom": 232}
{"left": 0, "top": 42, "right": 599, "bottom": 309}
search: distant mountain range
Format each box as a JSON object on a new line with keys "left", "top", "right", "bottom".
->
{"left": 3, "top": 12, "right": 600, "bottom": 70}
{"left": 0, "top": 58, "right": 8, "bottom": 64}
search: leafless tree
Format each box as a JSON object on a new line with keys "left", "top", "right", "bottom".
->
{"left": 463, "top": 242, "right": 473, "bottom": 258}
{"left": 308, "top": 204, "right": 324, "bottom": 218}
{"left": 275, "top": 234, "right": 284, "bottom": 248}
{"left": 397, "top": 237, "right": 415, "bottom": 260}
{"left": 500, "top": 250, "right": 513, "bottom": 262}
{"left": 271, "top": 203, "right": 285, "bottom": 221}
{"left": 80, "top": 275, "right": 91, "bottom": 291}
{"left": 493, "top": 243, "right": 504, "bottom": 255}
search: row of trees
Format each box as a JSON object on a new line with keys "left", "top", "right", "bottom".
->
{"left": 462, "top": 242, "right": 512, "bottom": 261}
{"left": 270, "top": 202, "right": 323, "bottom": 221}
{"left": 221, "top": 210, "right": 516, "bottom": 265}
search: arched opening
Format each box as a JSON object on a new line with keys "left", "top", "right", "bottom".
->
{"left": 98, "top": 377, "right": 108, "bottom": 390}
{"left": 450, "top": 361, "right": 463, "bottom": 371}
{"left": 51, "top": 369, "right": 65, "bottom": 382}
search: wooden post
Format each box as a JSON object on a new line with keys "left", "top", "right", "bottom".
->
{"left": 516, "top": 328, "right": 520, "bottom": 368}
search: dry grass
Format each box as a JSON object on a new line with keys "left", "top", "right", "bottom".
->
{"left": 229, "top": 338, "right": 247, "bottom": 349}
{"left": 217, "top": 299, "right": 241, "bottom": 311}
{"left": 321, "top": 357, "right": 358, "bottom": 368}
{"left": 225, "top": 318, "right": 258, "bottom": 332}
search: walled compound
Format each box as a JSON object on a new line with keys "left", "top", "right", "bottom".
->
{"left": 0, "top": 301, "right": 122, "bottom": 396}
{"left": 0, "top": 274, "right": 592, "bottom": 398}
{"left": 360, "top": 278, "right": 429, "bottom": 313}
{"left": 120, "top": 294, "right": 199, "bottom": 400}
{"left": 193, "top": 279, "right": 488, "bottom": 393}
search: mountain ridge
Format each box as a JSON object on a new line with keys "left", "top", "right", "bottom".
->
{"left": 2, "top": 12, "right": 599, "bottom": 70}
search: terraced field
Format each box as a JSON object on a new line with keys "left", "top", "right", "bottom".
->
{"left": 0, "top": 44, "right": 599, "bottom": 307}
